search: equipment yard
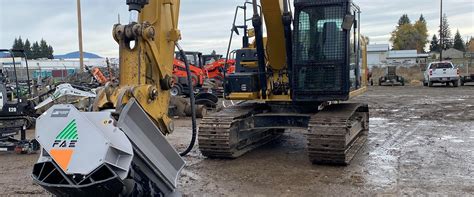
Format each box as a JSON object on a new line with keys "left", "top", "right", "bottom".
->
{"left": 2, "top": 85, "right": 473, "bottom": 196}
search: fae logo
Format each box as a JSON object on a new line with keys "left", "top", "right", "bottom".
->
{"left": 49, "top": 119, "right": 78, "bottom": 172}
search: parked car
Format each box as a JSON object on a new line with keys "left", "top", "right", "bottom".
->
{"left": 423, "top": 61, "right": 460, "bottom": 87}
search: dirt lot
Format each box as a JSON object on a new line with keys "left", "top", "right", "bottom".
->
{"left": 1, "top": 85, "right": 473, "bottom": 196}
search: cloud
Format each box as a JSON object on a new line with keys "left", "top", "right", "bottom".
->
{"left": 1, "top": 0, "right": 472, "bottom": 57}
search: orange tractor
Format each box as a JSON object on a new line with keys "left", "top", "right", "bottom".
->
{"left": 171, "top": 51, "right": 235, "bottom": 96}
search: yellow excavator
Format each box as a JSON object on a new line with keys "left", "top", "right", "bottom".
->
{"left": 31, "top": 0, "right": 369, "bottom": 196}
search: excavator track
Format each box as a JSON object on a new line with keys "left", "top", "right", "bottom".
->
{"left": 198, "top": 103, "right": 283, "bottom": 158}
{"left": 307, "top": 103, "right": 369, "bottom": 165}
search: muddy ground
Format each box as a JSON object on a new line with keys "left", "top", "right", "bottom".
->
{"left": 1, "top": 85, "right": 473, "bottom": 196}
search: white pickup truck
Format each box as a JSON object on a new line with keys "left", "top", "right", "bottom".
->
{"left": 423, "top": 61, "right": 460, "bottom": 87}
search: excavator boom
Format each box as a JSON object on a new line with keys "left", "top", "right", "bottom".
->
{"left": 32, "top": 0, "right": 185, "bottom": 196}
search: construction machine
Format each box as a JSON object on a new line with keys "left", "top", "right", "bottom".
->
{"left": 0, "top": 49, "right": 38, "bottom": 153}
{"left": 85, "top": 66, "right": 109, "bottom": 85}
{"left": 199, "top": 0, "right": 369, "bottom": 165}
{"left": 32, "top": 0, "right": 369, "bottom": 196}
{"left": 171, "top": 57, "right": 205, "bottom": 96}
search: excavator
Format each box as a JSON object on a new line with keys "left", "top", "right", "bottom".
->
{"left": 31, "top": 0, "right": 369, "bottom": 196}
{"left": 199, "top": 0, "right": 369, "bottom": 164}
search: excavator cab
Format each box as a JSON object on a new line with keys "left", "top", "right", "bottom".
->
{"left": 292, "top": 0, "right": 361, "bottom": 101}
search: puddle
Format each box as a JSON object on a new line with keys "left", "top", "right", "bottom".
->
{"left": 370, "top": 117, "right": 388, "bottom": 121}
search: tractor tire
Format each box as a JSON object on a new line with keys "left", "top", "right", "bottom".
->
{"left": 170, "top": 85, "right": 183, "bottom": 96}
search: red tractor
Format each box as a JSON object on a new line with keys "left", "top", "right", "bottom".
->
{"left": 204, "top": 58, "right": 236, "bottom": 82}
{"left": 171, "top": 53, "right": 205, "bottom": 96}
{"left": 172, "top": 51, "right": 235, "bottom": 96}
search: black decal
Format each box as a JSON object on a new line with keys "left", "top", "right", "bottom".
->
{"left": 59, "top": 141, "right": 67, "bottom": 148}
{"left": 52, "top": 140, "right": 61, "bottom": 147}
{"left": 69, "top": 140, "right": 77, "bottom": 148}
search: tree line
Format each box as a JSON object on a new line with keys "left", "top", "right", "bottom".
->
{"left": 11, "top": 36, "right": 54, "bottom": 59}
{"left": 390, "top": 14, "right": 469, "bottom": 53}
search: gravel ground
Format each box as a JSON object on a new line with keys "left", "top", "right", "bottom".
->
{"left": 1, "top": 85, "right": 473, "bottom": 196}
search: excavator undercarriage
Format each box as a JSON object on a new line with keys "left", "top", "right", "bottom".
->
{"left": 199, "top": 102, "right": 368, "bottom": 165}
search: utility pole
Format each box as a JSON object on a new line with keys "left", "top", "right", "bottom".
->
{"left": 77, "top": 0, "right": 84, "bottom": 73}
{"left": 439, "top": 0, "right": 443, "bottom": 61}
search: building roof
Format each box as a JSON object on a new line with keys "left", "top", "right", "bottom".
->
{"left": 367, "top": 44, "right": 390, "bottom": 52}
{"left": 387, "top": 50, "right": 418, "bottom": 59}
{"left": 442, "top": 48, "right": 464, "bottom": 59}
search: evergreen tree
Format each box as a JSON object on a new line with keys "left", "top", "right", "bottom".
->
{"left": 12, "top": 37, "right": 25, "bottom": 57}
{"left": 398, "top": 14, "right": 411, "bottom": 26}
{"left": 47, "top": 45, "right": 54, "bottom": 59}
{"left": 430, "top": 35, "right": 440, "bottom": 52}
{"left": 453, "top": 30, "right": 465, "bottom": 52}
{"left": 12, "top": 38, "right": 19, "bottom": 50}
{"left": 31, "top": 41, "right": 41, "bottom": 59}
{"left": 439, "top": 14, "right": 453, "bottom": 50}
{"left": 24, "top": 39, "right": 32, "bottom": 58}
{"left": 10, "top": 37, "right": 54, "bottom": 59}
{"left": 39, "top": 39, "right": 49, "bottom": 58}
{"left": 17, "top": 37, "right": 24, "bottom": 53}
{"left": 419, "top": 14, "right": 426, "bottom": 23}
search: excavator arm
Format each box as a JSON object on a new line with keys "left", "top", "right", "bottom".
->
{"left": 32, "top": 1, "right": 186, "bottom": 196}
{"left": 92, "top": 0, "right": 180, "bottom": 135}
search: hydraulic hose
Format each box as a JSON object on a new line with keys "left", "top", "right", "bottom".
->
{"left": 175, "top": 43, "right": 197, "bottom": 157}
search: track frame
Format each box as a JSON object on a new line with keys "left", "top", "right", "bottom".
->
{"left": 198, "top": 102, "right": 369, "bottom": 165}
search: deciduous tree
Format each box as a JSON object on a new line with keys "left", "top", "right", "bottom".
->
{"left": 413, "top": 15, "right": 429, "bottom": 53}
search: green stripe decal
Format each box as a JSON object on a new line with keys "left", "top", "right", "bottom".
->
{"left": 63, "top": 126, "right": 77, "bottom": 140}
{"left": 60, "top": 124, "right": 75, "bottom": 139}
{"left": 59, "top": 124, "right": 75, "bottom": 139}
{"left": 55, "top": 120, "right": 78, "bottom": 140}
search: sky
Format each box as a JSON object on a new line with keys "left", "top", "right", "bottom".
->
{"left": 0, "top": 0, "right": 473, "bottom": 57}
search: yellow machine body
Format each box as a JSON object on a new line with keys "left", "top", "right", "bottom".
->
{"left": 94, "top": 0, "right": 181, "bottom": 134}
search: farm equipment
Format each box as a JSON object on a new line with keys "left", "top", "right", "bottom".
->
{"left": 171, "top": 56, "right": 205, "bottom": 96}
{"left": 172, "top": 51, "right": 235, "bottom": 97}
{"left": 379, "top": 66, "right": 405, "bottom": 86}
{"left": 0, "top": 49, "right": 38, "bottom": 153}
